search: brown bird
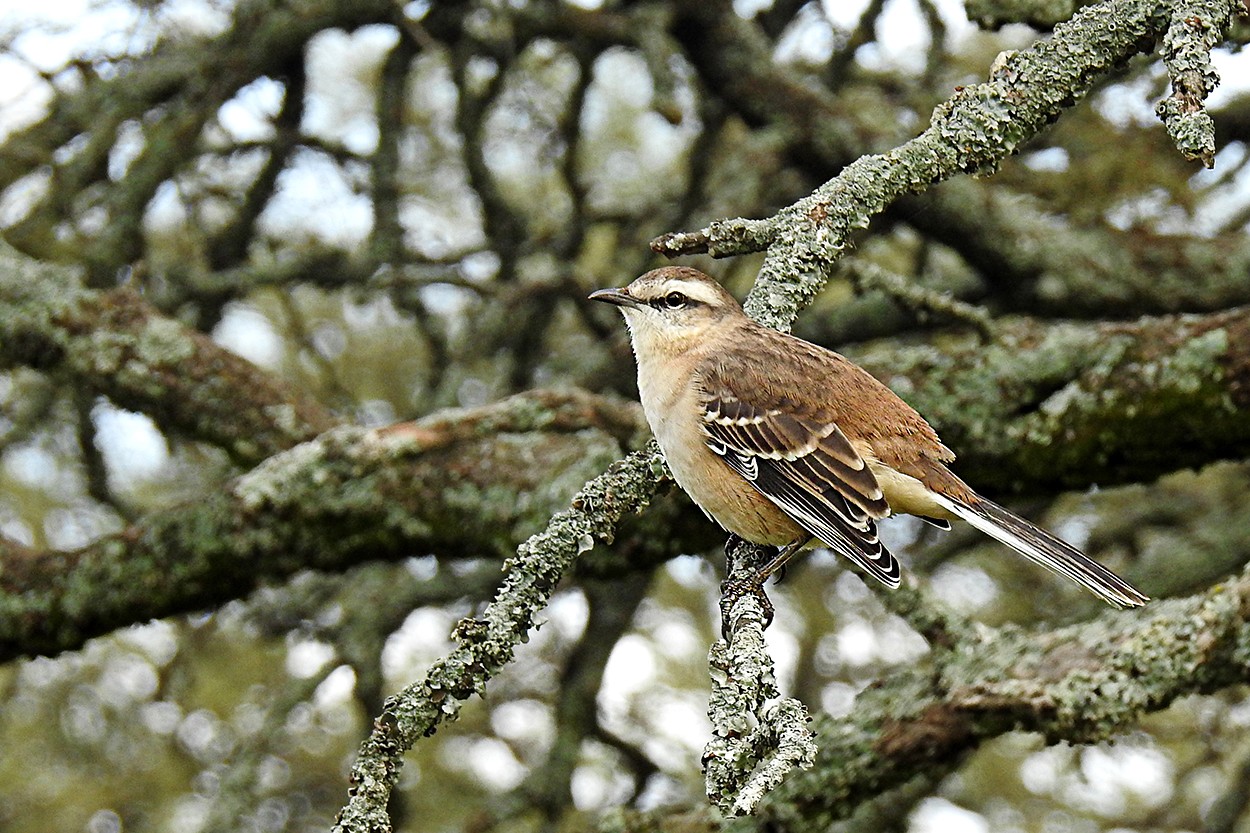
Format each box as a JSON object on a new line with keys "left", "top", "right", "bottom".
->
{"left": 590, "top": 266, "right": 1148, "bottom": 609}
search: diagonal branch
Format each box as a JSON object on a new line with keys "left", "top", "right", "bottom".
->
{"left": 661, "top": 0, "right": 1250, "bottom": 319}
{"left": 660, "top": 0, "right": 1245, "bottom": 330}
{"left": 332, "top": 444, "right": 669, "bottom": 833}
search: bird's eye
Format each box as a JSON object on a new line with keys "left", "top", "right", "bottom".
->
{"left": 663, "top": 292, "right": 688, "bottom": 309}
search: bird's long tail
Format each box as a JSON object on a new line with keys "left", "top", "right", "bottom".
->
{"left": 930, "top": 495, "right": 1149, "bottom": 608}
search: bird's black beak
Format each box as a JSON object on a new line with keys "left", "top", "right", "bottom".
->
{"left": 588, "top": 288, "right": 640, "bottom": 309}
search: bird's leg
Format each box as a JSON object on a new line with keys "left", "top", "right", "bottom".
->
{"left": 715, "top": 535, "right": 810, "bottom": 632}
{"left": 719, "top": 537, "right": 815, "bottom": 638}
{"left": 755, "top": 537, "right": 812, "bottom": 585}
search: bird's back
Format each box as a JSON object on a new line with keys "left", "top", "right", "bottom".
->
{"left": 697, "top": 320, "right": 970, "bottom": 495}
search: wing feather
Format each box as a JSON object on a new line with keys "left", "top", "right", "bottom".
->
{"left": 701, "top": 388, "right": 900, "bottom": 588}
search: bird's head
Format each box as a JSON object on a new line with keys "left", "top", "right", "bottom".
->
{"left": 589, "top": 267, "right": 741, "bottom": 357}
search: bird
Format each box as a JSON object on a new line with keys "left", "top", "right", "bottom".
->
{"left": 589, "top": 266, "right": 1148, "bottom": 610}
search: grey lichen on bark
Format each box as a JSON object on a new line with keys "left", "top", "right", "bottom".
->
{"left": 743, "top": 565, "right": 1250, "bottom": 832}
{"left": 854, "top": 309, "right": 1250, "bottom": 493}
{"left": 584, "top": 561, "right": 1250, "bottom": 833}
{"left": 655, "top": 0, "right": 1244, "bottom": 332}
{"left": 744, "top": 0, "right": 1180, "bottom": 330}
{"left": 1155, "top": 0, "right": 1240, "bottom": 167}
{"left": 0, "top": 389, "right": 645, "bottom": 662}
{"left": 705, "top": 543, "right": 816, "bottom": 816}
{"left": 0, "top": 240, "right": 337, "bottom": 465}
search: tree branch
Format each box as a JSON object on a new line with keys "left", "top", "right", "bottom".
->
{"left": 0, "top": 241, "right": 336, "bottom": 466}
{"left": 332, "top": 443, "right": 669, "bottom": 833}
{"left": 0, "top": 389, "right": 650, "bottom": 661}
{"left": 663, "top": 0, "right": 1250, "bottom": 318}
{"left": 750, "top": 564, "right": 1250, "bottom": 831}
{"left": 662, "top": 0, "right": 1244, "bottom": 330}
{"left": 1156, "top": 0, "right": 1232, "bottom": 168}
{"left": 7, "top": 295, "right": 1248, "bottom": 661}
{"left": 854, "top": 307, "right": 1250, "bottom": 494}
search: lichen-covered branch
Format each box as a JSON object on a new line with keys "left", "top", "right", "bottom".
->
{"left": 706, "top": 540, "right": 815, "bottom": 816}
{"left": 1155, "top": 0, "right": 1236, "bottom": 167}
{"left": 582, "top": 564, "right": 1250, "bottom": 833}
{"left": 0, "top": 242, "right": 336, "bottom": 465}
{"left": 0, "top": 389, "right": 647, "bottom": 661}
{"left": 855, "top": 307, "right": 1250, "bottom": 495}
{"left": 662, "top": 0, "right": 1244, "bottom": 330}
{"left": 901, "top": 179, "right": 1250, "bottom": 317}
{"left": 747, "top": 563, "right": 1250, "bottom": 831}
{"left": 663, "top": 0, "right": 1250, "bottom": 319}
{"left": 332, "top": 444, "right": 668, "bottom": 833}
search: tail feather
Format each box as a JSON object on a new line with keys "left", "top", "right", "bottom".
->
{"left": 930, "top": 495, "right": 1149, "bottom": 608}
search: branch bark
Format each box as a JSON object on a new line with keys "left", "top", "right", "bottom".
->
{"left": 751, "top": 564, "right": 1250, "bottom": 831}
{"left": 664, "top": 0, "right": 1250, "bottom": 319}
{"left": 0, "top": 242, "right": 336, "bottom": 466}
{"left": 0, "top": 389, "right": 650, "bottom": 661}
{"left": 661, "top": 0, "right": 1245, "bottom": 330}
{"left": 332, "top": 444, "right": 669, "bottom": 833}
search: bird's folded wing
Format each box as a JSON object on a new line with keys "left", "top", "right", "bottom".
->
{"left": 701, "top": 389, "right": 901, "bottom": 588}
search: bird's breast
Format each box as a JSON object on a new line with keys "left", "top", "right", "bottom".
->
{"left": 636, "top": 358, "right": 803, "bottom": 546}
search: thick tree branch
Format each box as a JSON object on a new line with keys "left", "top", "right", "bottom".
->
{"left": 0, "top": 242, "right": 336, "bottom": 466}
{"left": 851, "top": 307, "right": 1250, "bottom": 494}
{"left": 748, "top": 563, "right": 1250, "bottom": 831}
{"left": 0, "top": 389, "right": 649, "bottom": 662}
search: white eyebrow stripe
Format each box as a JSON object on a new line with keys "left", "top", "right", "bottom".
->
{"left": 634, "top": 280, "right": 724, "bottom": 307}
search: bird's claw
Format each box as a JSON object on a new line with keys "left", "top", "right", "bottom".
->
{"left": 719, "top": 575, "right": 775, "bottom": 640}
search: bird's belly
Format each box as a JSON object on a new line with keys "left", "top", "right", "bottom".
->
{"left": 658, "top": 428, "right": 804, "bottom": 546}
{"left": 636, "top": 355, "right": 805, "bottom": 546}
